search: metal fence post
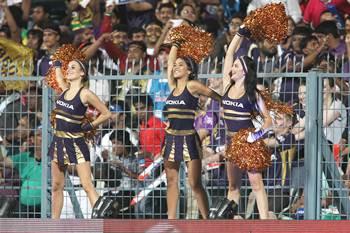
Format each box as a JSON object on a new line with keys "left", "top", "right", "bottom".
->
{"left": 304, "top": 69, "right": 321, "bottom": 220}
{"left": 41, "top": 85, "right": 50, "bottom": 218}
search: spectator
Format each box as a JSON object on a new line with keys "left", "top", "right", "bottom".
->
{"left": 1, "top": 127, "right": 42, "bottom": 218}
{"left": 322, "top": 78, "right": 347, "bottom": 145}
{"left": 178, "top": 3, "right": 197, "bottom": 24}
{"left": 101, "top": 100, "right": 138, "bottom": 152}
{"left": 210, "top": 13, "right": 250, "bottom": 61}
{"left": 303, "top": 0, "right": 350, "bottom": 29}
{"left": 320, "top": 10, "right": 338, "bottom": 24}
{"left": 315, "top": 20, "right": 346, "bottom": 57}
{"left": 65, "top": 0, "right": 100, "bottom": 31}
{"left": 27, "top": 29, "right": 44, "bottom": 75}
{"left": 251, "top": 39, "right": 278, "bottom": 73}
{"left": 97, "top": 129, "right": 140, "bottom": 218}
{"left": 281, "top": 17, "right": 296, "bottom": 51}
{"left": 289, "top": 26, "right": 312, "bottom": 56}
{"left": 30, "top": 4, "right": 49, "bottom": 30}
{"left": 114, "top": 41, "right": 158, "bottom": 102}
{"left": 144, "top": 21, "right": 162, "bottom": 55}
{"left": 130, "top": 27, "right": 146, "bottom": 42}
{"left": 38, "top": 23, "right": 61, "bottom": 76}
{"left": 156, "top": 2, "right": 176, "bottom": 26}
{"left": 132, "top": 94, "right": 165, "bottom": 168}
{"left": 147, "top": 44, "right": 171, "bottom": 119}
{"left": 264, "top": 112, "right": 296, "bottom": 187}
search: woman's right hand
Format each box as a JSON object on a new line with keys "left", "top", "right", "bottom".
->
{"left": 53, "top": 60, "right": 62, "bottom": 68}
{"left": 237, "top": 25, "right": 251, "bottom": 38}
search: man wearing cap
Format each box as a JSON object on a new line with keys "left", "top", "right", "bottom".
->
{"left": 38, "top": 23, "right": 61, "bottom": 76}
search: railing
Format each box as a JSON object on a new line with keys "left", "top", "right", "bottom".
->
{"left": 0, "top": 56, "right": 349, "bottom": 220}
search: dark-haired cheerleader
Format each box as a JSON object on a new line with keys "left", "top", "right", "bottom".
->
{"left": 48, "top": 59, "right": 111, "bottom": 218}
{"left": 222, "top": 26, "right": 272, "bottom": 219}
{"left": 162, "top": 42, "right": 221, "bottom": 219}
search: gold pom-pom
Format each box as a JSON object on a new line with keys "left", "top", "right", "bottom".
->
{"left": 45, "top": 44, "right": 86, "bottom": 93}
{"left": 169, "top": 24, "right": 213, "bottom": 63}
{"left": 260, "top": 90, "right": 294, "bottom": 116}
{"left": 226, "top": 129, "right": 271, "bottom": 171}
{"left": 244, "top": 3, "right": 288, "bottom": 43}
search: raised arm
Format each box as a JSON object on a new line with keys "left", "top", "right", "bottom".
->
{"left": 0, "top": 1, "right": 21, "bottom": 43}
{"left": 83, "top": 33, "right": 111, "bottom": 61}
{"left": 223, "top": 26, "right": 248, "bottom": 91}
{"left": 154, "top": 21, "right": 173, "bottom": 55}
{"left": 53, "top": 61, "right": 69, "bottom": 91}
{"left": 167, "top": 45, "right": 178, "bottom": 91}
{"left": 187, "top": 80, "right": 222, "bottom": 102}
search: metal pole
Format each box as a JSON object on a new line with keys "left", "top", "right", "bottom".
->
{"left": 304, "top": 69, "right": 320, "bottom": 220}
{"left": 40, "top": 85, "right": 50, "bottom": 218}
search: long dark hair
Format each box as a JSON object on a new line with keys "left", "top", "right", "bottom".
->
{"left": 241, "top": 56, "right": 259, "bottom": 104}
{"left": 180, "top": 56, "right": 198, "bottom": 81}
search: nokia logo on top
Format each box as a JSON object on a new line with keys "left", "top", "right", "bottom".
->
{"left": 166, "top": 100, "right": 186, "bottom": 105}
{"left": 56, "top": 100, "right": 74, "bottom": 110}
{"left": 222, "top": 100, "right": 243, "bottom": 108}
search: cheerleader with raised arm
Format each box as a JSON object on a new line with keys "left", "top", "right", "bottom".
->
{"left": 48, "top": 59, "right": 111, "bottom": 219}
{"left": 221, "top": 25, "right": 273, "bottom": 219}
{"left": 162, "top": 26, "right": 221, "bottom": 219}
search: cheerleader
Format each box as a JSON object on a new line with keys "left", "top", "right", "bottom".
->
{"left": 222, "top": 26, "right": 272, "bottom": 219}
{"left": 48, "top": 59, "right": 111, "bottom": 218}
{"left": 162, "top": 42, "right": 221, "bottom": 219}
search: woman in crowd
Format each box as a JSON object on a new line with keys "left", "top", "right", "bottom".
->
{"left": 48, "top": 59, "right": 111, "bottom": 218}
{"left": 162, "top": 40, "right": 221, "bottom": 219}
{"left": 222, "top": 25, "right": 272, "bottom": 219}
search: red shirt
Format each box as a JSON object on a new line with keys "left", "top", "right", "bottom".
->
{"left": 139, "top": 115, "right": 166, "bottom": 166}
{"left": 303, "top": 0, "right": 350, "bottom": 28}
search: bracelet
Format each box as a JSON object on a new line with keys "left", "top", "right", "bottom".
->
{"left": 172, "top": 41, "right": 182, "bottom": 48}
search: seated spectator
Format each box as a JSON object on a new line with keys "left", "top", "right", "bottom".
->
{"left": 1, "top": 127, "right": 42, "bottom": 218}
{"left": 101, "top": 100, "right": 138, "bottom": 151}
{"left": 132, "top": 94, "right": 165, "bottom": 168}
{"left": 264, "top": 112, "right": 296, "bottom": 188}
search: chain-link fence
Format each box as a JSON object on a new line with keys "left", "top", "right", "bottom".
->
{"left": 0, "top": 56, "right": 349, "bottom": 220}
